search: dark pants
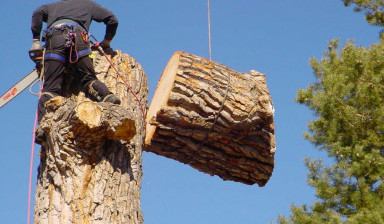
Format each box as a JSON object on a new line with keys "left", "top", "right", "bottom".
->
{"left": 38, "top": 27, "right": 111, "bottom": 122}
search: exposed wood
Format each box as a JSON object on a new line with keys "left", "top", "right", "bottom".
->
{"left": 145, "top": 51, "right": 275, "bottom": 186}
{"left": 33, "top": 50, "right": 148, "bottom": 224}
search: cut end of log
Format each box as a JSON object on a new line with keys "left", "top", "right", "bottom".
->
{"left": 107, "top": 119, "right": 136, "bottom": 142}
{"left": 145, "top": 51, "right": 181, "bottom": 144}
{"left": 76, "top": 101, "right": 102, "bottom": 128}
{"left": 144, "top": 51, "right": 275, "bottom": 186}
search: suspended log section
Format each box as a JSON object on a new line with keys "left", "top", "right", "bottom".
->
{"left": 145, "top": 51, "right": 275, "bottom": 186}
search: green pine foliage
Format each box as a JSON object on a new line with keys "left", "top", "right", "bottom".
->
{"left": 278, "top": 38, "right": 384, "bottom": 223}
{"left": 342, "top": 0, "right": 384, "bottom": 26}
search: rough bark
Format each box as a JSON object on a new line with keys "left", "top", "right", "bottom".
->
{"left": 145, "top": 51, "right": 275, "bottom": 186}
{"left": 33, "top": 50, "right": 148, "bottom": 224}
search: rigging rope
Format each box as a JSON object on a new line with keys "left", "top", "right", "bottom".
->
{"left": 207, "top": 0, "right": 212, "bottom": 60}
{"left": 184, "top": 66, "right": 231, "bottom": 164}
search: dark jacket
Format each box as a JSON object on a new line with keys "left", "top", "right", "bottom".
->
{"left": 31, "top": 0, "right": 118, "bottom": 41}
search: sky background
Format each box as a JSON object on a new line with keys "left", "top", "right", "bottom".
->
{"left": 0, "top": 0, "right": 382, "bottom": 223}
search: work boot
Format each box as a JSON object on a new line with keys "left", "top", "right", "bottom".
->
{"left": 35, "top": 125, "right": 46, "bottom": 145}
{"left": 103, "top": 94, "right": 121, "bottom": 104}
{"left": 87, "top": 80, "right": 119, "bottom": 103}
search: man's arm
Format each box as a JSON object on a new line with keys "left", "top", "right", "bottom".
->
{"left": 31, "top": 5, "right": 48, "bottom": 40}
{"left": 91, "top": 3, "right": 119, "bottom": 45}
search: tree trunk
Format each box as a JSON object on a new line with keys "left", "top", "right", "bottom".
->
{"left": 33, "top": 50, "right": 148, "bottom": 224}
{"left": 145, "top": 51, "right": 275, "bottom": 186}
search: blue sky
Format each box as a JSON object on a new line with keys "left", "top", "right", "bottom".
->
{"left": 0, "top": 0, "right": 381, "bottom": 223}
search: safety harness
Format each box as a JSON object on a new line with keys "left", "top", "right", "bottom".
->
{"left": 43, "top": 22, "right": 91, "bottom": 63}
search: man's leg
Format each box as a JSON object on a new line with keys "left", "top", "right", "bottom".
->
{"left": 38, "top": 59, "right": 65, "bottom": 122}
{"left": 76, "top": 55, "right": 120, "bottom": 104}
{"left": 35, "top": 59, "right": 65, "bottom": 144}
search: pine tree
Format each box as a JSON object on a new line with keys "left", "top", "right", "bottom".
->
{"left": 278, "top": 38, "right": 384, "bottom": 223}
{"left": 342, "top": 0, "right": 384, "bottom": 26}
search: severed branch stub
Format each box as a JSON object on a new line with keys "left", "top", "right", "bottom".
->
{"left": 40, "top": 96, "right": 136, "bottom": 148}
{"left": 145, "top": 51, "right": 276, "bottom": 187}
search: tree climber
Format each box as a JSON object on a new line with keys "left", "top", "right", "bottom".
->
{"left": 30, "top": 0, "right": 120, "bottom": 144}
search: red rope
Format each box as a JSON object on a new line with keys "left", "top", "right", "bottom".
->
{"left": 27, "top": 109, "right": 39, "bottom": 224}
{"left": 28, "top": 74, "right": 43, "bottom": 224}
{"left": 94, "top": 41, "right": 146, "bottom": 124}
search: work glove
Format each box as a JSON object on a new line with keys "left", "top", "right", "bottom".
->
{"left": 30, "top": 39, "right": 43, "bottom": 72}
{"left": 31, "top": 39, "right": 42, "bottom": 50}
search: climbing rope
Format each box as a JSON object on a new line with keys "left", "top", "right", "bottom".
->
{"left": 29, "top": 49, "right": 45, "bottom": 96}
{"left": 27, "top": 48, "right": 45, "bottom": 224}
{"left": 89, "top": 35, "right": 147, "bottom": 129}
{"left": 27, "top": 103, "right": 39, "bottom": 224}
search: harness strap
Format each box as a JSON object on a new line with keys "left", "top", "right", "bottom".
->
{"left": 45, "top": 53, "right": 66, "bottom": 63}
{"left": 54, "top": 23, "right": 85, "bottom": 30}
{"left": 45, "top": 48, "right": 91, "bottom": 63}
{"left": 76, "top": 48, "right": 91, "bottom": 58}
{"left": 46, "top": 23, "right": 86, "bottom": 33}
{"left": 43, "top": 22, "right": 86, "bottom": 42}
